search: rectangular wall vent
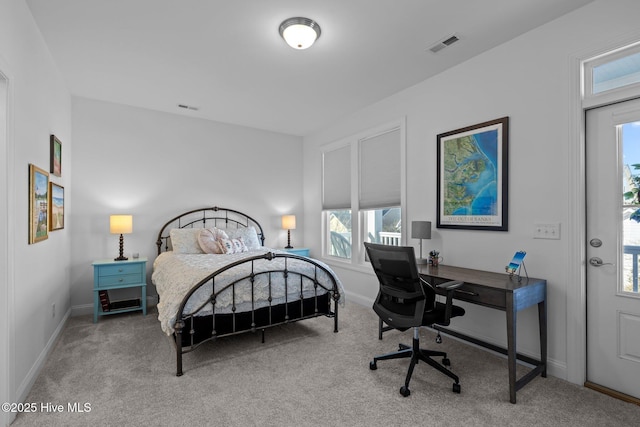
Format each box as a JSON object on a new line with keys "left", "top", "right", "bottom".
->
{"left": 429, "top": 34, "right": 460, "bottom": 53}
{"left": 178, "top": 104, "right": 199, "bottom": 111}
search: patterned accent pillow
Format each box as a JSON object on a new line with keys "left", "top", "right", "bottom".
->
{"left": 225, "top": 226, "right": 262, "bottom": 250}
{"left": 218, "top": 237, "right": 248, "bottom": 254}
{"left": 170, "top": 228, "right": 205, "bottom": 254}
{"left": 197, "top": 228, "right": 229, "bottom": 254}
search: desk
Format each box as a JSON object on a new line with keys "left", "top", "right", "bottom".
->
{"left": 416, "top": 264, "right": 546, "bottom": 403}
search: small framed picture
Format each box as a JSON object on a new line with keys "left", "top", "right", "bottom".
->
{"left": 50, "top": 135, "right": 62, "bottom": 177}
{"left": 29, "top": 164, "right": 49, "bottom": 244}
{"left": 49, "top": 182, "right": 64, "bottom": 231}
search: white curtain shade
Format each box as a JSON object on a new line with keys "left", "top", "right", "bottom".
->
{"left": 322, "top": 145, "right": 351, "bottom": 210}
{"left": 359, "top": 128, "right": 401, "bottom": 209}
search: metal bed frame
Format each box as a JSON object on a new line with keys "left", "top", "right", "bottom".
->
{"left": 155, "top": 206, "right": 340, "bottom": 376}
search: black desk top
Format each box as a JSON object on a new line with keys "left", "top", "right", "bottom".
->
{"left": 418, "top": 264, "right": 546, "bottom": 293}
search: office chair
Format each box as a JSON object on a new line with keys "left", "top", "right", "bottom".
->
{"left": 364, "top": 242, "right": 465, "bottom": 397}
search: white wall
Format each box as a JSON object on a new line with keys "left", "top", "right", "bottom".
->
{"left": 0, "top": 0, "right": 72, "bottom": 420}
{"left": 303, "top": 0, "right": 640, "bottom": 381}
{"left": 70, "top": 98, "right": 303, "bottom": 311}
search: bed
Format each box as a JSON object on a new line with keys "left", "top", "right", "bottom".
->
{"left": 153, "top": 206, "right": 343, "bottom": 376}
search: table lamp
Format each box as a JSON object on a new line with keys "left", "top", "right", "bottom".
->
{"left": 110, "top": 214, "right": 133, "bottom": 261}
{"left": 282, "top": 215, "right": 296, "bottom": 249}
{"left": 411, "top": 220, "right": 431, "bottom": 264}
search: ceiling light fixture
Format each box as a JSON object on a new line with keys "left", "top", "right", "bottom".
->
{"left": 279, "top": 17, "right": 321, "bottom": 50}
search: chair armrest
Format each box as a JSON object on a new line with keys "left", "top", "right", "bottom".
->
{"left": 436, "top": 280, "right": 463, "bottom": 291}
{"left": 435, "top": 280, "right": 464, "bottom": 325}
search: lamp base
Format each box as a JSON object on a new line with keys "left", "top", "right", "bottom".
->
{"left": 285, "top": 245, "right": 293, "bottom": 249}
{"left": 114, "top": 255, "right": 128, "bottom": 261}
{"left": 416, "top": 258, "right": 429, "bottom": 265}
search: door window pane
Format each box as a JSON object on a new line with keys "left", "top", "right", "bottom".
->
{"left": 621, "top": 121, "right": 640, "bottom": 294}
{"left": 593, "top": 50, "right": 640, "bottom": 94}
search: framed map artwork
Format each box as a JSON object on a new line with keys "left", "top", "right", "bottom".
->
{"left": 436, "top": 117, "right": 509, "bottom": 231}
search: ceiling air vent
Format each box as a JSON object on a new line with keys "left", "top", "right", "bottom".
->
{"left": 428, "top": 34, "right": 460, "bottom": 53}
{"left": 177, "top": 104, "right": 199, "bottom": 111}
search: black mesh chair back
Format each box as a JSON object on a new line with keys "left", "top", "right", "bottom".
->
{"left": 367, "top": 243, "right": 429, "bottom": 330}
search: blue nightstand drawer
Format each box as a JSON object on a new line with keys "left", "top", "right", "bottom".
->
{"left": 97, "top": 273, "right": 142, "bottom": 287}
{"left": 97, "top": 263, "right": 142, "bottom": 277}
{"left": 283, "top": 248, "right": 310, "bottom": 257}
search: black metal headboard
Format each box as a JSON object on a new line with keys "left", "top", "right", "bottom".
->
{"left": 156, "top": 206, "right": 266, "bottom": 255}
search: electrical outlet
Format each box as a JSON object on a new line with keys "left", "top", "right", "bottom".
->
{"left": 533, "top": 223, "right": 561, "bottom": 239}
{"left": 52, "top": 303, "right": 55, "bottom": 318}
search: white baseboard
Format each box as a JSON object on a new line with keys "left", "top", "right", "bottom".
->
{"left": 15, "top": 307, "right": 70, "bottom": 404}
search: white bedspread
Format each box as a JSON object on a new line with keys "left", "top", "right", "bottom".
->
{"left": 152, "top": 249, "right": 343, "bottom": 335}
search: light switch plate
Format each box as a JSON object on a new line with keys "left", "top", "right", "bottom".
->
{"left": 534, "top": 223, "right": 560, "bottom": 239}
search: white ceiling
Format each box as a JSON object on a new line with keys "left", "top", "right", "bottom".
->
{"left": 26, "top": 0, "right": 593, "bottom": 136}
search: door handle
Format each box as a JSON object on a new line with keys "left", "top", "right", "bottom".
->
{"left": 589, "top": 257, "right": 614, "bottom": 267}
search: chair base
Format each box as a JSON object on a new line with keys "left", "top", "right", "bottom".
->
{"left": 370, "top": 329, "right": 461, "bottom": 397}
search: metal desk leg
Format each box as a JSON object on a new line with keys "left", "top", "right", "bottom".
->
{"left": 506, "top": 297, "right": 517, "bottom": 403}
{"left": 538, "top": 299, "right": 547, "bottom": 378}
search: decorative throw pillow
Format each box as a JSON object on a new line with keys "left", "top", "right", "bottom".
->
{"left": 197, "top": 228, "right": 229, "bottom": 254}
{"left": 218, "top": 237, "right": 248, "bottom": 254}
{"left": 170, "top": 228, "right": 205, "bottom": 254}
{"left": 225, "top": 226, "right": 261, "bottom": 250}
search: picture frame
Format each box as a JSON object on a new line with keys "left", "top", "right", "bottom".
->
{"left": 437, "top": 116, "right": 509, "bottom": 231}
{"left": 29, "top": 164, "right": 49, "bottom": 243}
{"left": 49, "top": 182, "right": 64, "bottom": 231}
{"left": 50, "top": 135, "right": 62, "bottom": 177}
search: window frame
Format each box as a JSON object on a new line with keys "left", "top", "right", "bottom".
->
{"left": 321, "top": 118, "right": 406, "bottom": 265}
{"left": 584, "top": 42, "right": 640, "bottom": 110}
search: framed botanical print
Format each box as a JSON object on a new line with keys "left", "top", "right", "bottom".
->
{"left": 437, "top": 117, "right": 509, "bottom": 231}
{"left": 29, "top": 164, "right": 49, "bottom": 243}
{"left": 49, "top": 182, "right": 64, "bottom": 231}
{"left": 50, "top": 135, "right": 62, "bottom": 177}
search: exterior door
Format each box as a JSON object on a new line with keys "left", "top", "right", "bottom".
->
{"left": 586, "top": 98, "right": 640, "bottom": 400}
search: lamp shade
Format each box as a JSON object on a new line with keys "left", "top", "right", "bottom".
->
{"left": 411, "top": 221, "right": 431, "bottom": 240}
{"left": 279, "top": 17, "right": 321, "bottom": 50}
{"left": 282, "top": 215, "right": 296, "bottom": 230}
{"left": 110, "top": 215, "right": 133, "bottom": 234}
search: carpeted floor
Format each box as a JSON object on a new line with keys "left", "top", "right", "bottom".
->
{"left": 12, "top": 301, "right": 640, "bottom": 426}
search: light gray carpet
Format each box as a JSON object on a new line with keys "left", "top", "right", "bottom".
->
{"left": 12, "top": 301, "right": 640, "bottom": 426}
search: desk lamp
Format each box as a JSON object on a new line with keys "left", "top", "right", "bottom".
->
{"left": 110, "top": 214, "right": 133, "bottom": 261}
{"left": 411, "top": 220, "right": 431, "bottom": 264}
{"left": 282, "top": 215, "right": 296, "bottom": 249}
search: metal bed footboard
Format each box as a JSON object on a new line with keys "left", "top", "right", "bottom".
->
{"left": 172, "top": 252, "right": 340, "bottom": 376}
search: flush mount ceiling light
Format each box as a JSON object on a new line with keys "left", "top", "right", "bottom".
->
{"left": 279, "top": 17, "right": 321, "bottom": 50}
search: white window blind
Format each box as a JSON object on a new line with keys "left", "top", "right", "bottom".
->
{"left": 359, "top": 128, "right": 400, "bottom": 209}
{"left": 322, "top": 145, "right": 351, "bottom": 209}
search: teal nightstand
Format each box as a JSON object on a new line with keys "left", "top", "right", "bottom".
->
{"left": 283, "top": 248, "right": 310, "bottom": 257}
{"left": 92, "top": 258, "right": 147, "bottom": 323}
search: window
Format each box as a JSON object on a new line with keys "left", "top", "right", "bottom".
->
{"left": 322, "top": 120, "right": 405, "bottom": 263}
{"left": 584, "top": 43, "right": 640, "bottom": 107}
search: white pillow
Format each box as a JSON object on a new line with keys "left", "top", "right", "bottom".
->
{"left": 225, "top": 226, "right": 261, "bottom": 250}
{"left": 169, "top": 228, "right": 205, "bottom": 254}
{"left": 218, "top": 237, "right": 248, "bottom": 254}
{"left": 197, "top": 228, "right": 229, "bottom": 254}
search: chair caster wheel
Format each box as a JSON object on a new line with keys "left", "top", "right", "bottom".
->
{"left": 400, "top": 386, "right": 411, "bottom": 397}
{"left": 442, "top": 358, "right": 451, "bottom": 366}
{"left": 369, "top": 361, "right": 377, "bottom": 370}
{"left": 453, "top": 383, "right": 461, "bottom": 393}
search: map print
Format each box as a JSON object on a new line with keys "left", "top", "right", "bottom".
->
{"left": 442, "top": 129, "right": 498, "bottom": 219}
